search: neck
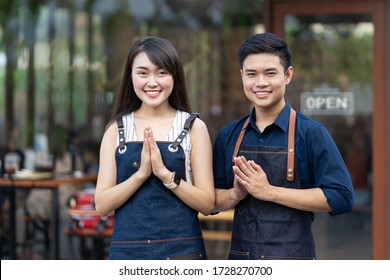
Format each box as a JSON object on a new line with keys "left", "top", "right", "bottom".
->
{"left": 136, "top": 103, "right": 176, "bottom": 119}
{"left": 254, "top": 102, "right": 285, "bottom": 131}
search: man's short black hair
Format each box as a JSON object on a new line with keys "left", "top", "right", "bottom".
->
{"left": 238, "top": 32, "right": 292, "bottom": 71}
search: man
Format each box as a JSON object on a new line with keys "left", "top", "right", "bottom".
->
{"left": 212, "top": 33, "right": 354, "bottom": 260}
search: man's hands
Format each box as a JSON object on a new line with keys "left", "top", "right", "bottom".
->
{"left": 229, "top": 156, "right": 332, "bottom": 213}
{"left": 230, "top": 176, "right": 248, "bottom": 201}
{"left": 232, "top": 156, "right": 272, "bottom": 201}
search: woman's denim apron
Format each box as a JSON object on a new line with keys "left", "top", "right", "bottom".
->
{"left": 108, "top": 114, "right": 206, "bottom": 260}
{"left": 229, "top": 108, "right": 316, "bottom": 260}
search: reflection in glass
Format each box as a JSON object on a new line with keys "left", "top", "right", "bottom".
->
{"left": 285, "top": 14, "right": 373, "bottom": 259}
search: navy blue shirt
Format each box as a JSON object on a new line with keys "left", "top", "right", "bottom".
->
{"left": 213, "top": 102, "right": 354, "bottom": 216}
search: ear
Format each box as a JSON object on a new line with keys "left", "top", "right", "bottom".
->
{"left": 285, "top": 66, "right": 294, "bottom": 84}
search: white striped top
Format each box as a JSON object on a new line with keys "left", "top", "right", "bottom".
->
{"left": 117, "top": 110, "right": 193, "bottom": 184}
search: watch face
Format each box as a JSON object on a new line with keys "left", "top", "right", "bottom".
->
{"left": 173, "top": 172, "right": 181, "bottom": 185}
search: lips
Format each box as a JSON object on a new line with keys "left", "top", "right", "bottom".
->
{"left": 253, "top": 90, "right": 270, "bottom": 98}
{"left": 145, "top": 90, "right": 161, "bottom": 97}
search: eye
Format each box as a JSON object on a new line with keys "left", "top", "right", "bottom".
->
{"left": 136, "top": 71, "right": 147, "bottom": 77}
{"left": 266, "top": 71, "right": 277, "bottom": 77}
{"left": 246, "top": 72, "right": 256, "bottom": 77}
{"left": 157, "top": 70, "right": 168, "bottom": 77}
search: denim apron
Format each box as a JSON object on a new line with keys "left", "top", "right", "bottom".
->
{"left": 229, "top": 108, "right": 316, "bottom": 260}
{"left": 108, "top": 114, "right": 206, "bottom": 260}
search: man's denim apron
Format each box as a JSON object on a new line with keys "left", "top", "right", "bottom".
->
{"left": 229, "top": 108, "right": 315, "bottom": 260}
{"left": 108, "top": 115, "right": 206, "bottom": 260}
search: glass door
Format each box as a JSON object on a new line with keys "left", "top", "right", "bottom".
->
{"left": 267, "top": 0, "right": 388, "bottom": 260}
{"left": 284, "top": 14, "right": 373, "bottom": 259}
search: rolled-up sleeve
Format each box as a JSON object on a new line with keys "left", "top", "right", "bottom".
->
{"left": 304, "top": 124, "right": 355, "bottom": 216}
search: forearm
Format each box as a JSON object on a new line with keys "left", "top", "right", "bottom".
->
{"left": 172, "top": 181, "right": 215, "bottom": 215}
{"left": 213, "top": 188, "right": 241, "bottom": 212}
{"left": 95, "top": 172, "right": 145, "bottom": 216}
{"left": 268, "top": 186, "right": 331, "bottom": 213}
{"left": 234, "top": 156, "right": 332, "bottom": 213}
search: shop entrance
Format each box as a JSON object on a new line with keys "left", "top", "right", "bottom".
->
{"left": 265, "top": 0, "right": 387, "bottom": 259}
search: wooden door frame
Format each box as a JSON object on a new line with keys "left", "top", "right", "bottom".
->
{"left": 265, "top": 0, "right": 390, "bottom": 259}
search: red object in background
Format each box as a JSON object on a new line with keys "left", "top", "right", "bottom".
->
{"left": 67, "top": 188, "right": 96, "bottom": 210}
{"left": 66, "top": 188, "right": 114, "bottom": 233}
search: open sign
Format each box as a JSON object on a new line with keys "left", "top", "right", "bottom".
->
{"left": 300, "top": 90, "right": 354, "bottom": 115}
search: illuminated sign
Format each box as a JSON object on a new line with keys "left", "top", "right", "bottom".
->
{"left": 300, "top": 88, "right": 354, "bottom": 115}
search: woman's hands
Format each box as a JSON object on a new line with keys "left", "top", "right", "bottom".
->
{"left": 141, "top": 122, "right": 215, "bottom": 216}
{"left": 137, "top": 128, "right": 152, "bottom": 180}
{"left": 140, "top": 127, "right": 172, "bottom": 184}
{"left": 96, "top": 119, "right": 214, "bottom": 216}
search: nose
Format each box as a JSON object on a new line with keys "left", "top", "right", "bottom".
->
{"left": 147, "top": 75, "right": 158, "bottom": 87}
{"left": 254, "top": 75, "right": 268, "bottom": 86}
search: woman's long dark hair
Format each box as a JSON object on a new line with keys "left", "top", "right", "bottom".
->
{"left": 110, "top": 36, "right": 191, "bottom": 124}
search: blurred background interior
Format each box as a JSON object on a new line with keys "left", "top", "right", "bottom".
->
{"left": 1, "top": 0, "right": 390, "bottom": 260}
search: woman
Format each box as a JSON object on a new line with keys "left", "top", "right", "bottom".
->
{"left": 94, "top": 36, "right": 214, "bottom": 260}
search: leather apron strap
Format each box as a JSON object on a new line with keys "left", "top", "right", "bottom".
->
{"left": 287, "top": 108, "right": 296, "bottom": 181}
{"left": 232, "top": 118, "right": 250, "bottom": 162}
{"left": 232, "top": 107, "right": 296, "bottom": 181}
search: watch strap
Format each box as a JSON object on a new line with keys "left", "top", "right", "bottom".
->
{"left": 163, "top": 172, "right": 181, "bottom": 189}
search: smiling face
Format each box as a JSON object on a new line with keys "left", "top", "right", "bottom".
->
{"left": 241, "top": 52, "right": 293, "bottom": 115}
{"left": 131, "top": 51, "right": 174, "bottom": 109}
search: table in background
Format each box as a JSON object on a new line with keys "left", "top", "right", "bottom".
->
{"left": 63, "top": 210, "right": 234, "bottom": 260}
{"left": 198, "top": 210, "right": 234, "bottom": 241}
{"left": 64, "top": 225, "right": 112, "bottom": 259}
{"left": 0, "top": 173, "right": 97, "bottom": 259}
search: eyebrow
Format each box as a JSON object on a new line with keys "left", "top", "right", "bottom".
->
{"left": 134, "top": 65, "right": 165, "bottom": 71}
{"left": 244, "top": 67, "right": 279, "bottom": 72}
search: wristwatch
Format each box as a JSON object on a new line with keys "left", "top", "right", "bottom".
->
{"left": 163, "top": 172, "right": 181, "bottom": 190}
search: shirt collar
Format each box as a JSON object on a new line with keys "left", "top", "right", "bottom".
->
{"left": 248, "top": 101, "right": 291, "bottom": 133}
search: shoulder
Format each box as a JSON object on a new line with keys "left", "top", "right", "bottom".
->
{"left": 295, "top": 112, "right": 330, "bottom": 137}
{"left": 216, "top": 115, "right": 249, "bottom": 139}
{"left": 190, "top": 115, "right": 210, "bottom": 139}
{"left": 295, "top": 113, "right": 340, "bottom": 157}
{"left": 295, "top": 111, "right": 322, "bottom": 127}
{"left": 99, "top": 121, "right": 119, "bottom": 153}
{"left": 189, "top": 116, "right": 212, "bottom": 151}
{"left": 103, "top": 121, "right": 119, "bottom": 140}
{"left": 177, "top": 110, "right": 207, "bottom": 133}
{"left": 212, "top": 115, "right": 250, "bottom": 154}
{"left": 103, "top": 113, "right": 132, "bottom": 139}
{"left": 192, "top": 116, "right": 207, "bottom": 131}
